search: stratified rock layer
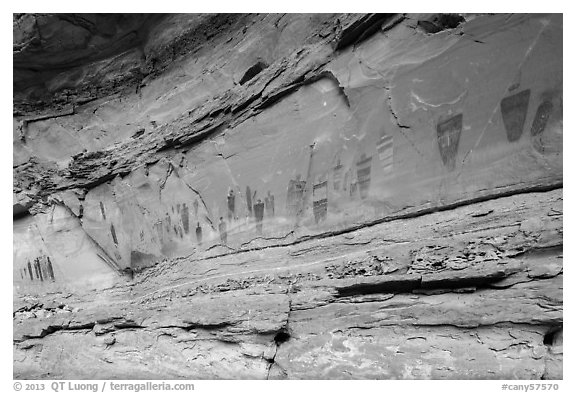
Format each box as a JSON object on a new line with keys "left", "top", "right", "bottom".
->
{"left": 14, "top": 189, "right": 562, "bottom": 379}
{"left": 13, "top": 13, "right": 562, "bottom": 379}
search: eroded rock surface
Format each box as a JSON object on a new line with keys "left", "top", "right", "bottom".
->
{"left": 13, "top": 13, "right": 562, "bottom": 379}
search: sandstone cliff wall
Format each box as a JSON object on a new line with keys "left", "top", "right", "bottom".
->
{"left": 13, "top": 13, "right": 562, "bottom": 379}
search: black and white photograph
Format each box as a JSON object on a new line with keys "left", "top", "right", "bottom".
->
{"left": 9, "top": 6, "right": 565, "bottom": 387}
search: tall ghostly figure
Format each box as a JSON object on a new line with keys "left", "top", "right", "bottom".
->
{"left": 196, "top": 222, "right": 203, "bottom": 245}
{"left": 265, "top": 191, "right": 275, "bottom": 217}
{"left": 227, "top": 189, "right": 235, "bottom": 221}
{"left": 219, "top": 217, "right": 227, "bottom": 245}
{"left": 246, "top": 186, "right": 253, "bottom": 217}
{"left": 254, "top": 199, "right": 265, "bottom": 234}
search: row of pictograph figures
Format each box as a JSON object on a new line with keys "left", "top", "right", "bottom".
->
{"left": 19, "top": 255, "right": 55, "bottom": 282}
{"left": 173, "top": 85, "right": 556, "bottom": 246}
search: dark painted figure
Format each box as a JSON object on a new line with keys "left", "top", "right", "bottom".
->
{"left": 34, "top": 258, "right": 43, "bottom": 281}
{"left": 254, "top": 199, "right": 265, "bottom": 234}
{"left": 356, "top": 154, "right": 372, "bottom": 199}
{"left": 350, "top": 181, "right": 357, "bottom": 198}
{"left": 530, "top": 100, "right": 554, "bottom": 153}
{"left": 99, "top": 201, "right": 106, "bottom": 220}
{"left": 286, "top": 175, "right": 306, "bottom": 217}
{"left": 312, "top": 180, "right": 328, "bottom": 224}
{"left": 39, "top": 257, "right": 46, "bottom": 280}
{"left": 34, "top": 258, "right": 44, "bottom": 281}
{"left": 45, "top": 256, "right": 55, "bottom": 280}
{"left": 219, "top": 217, "right": 227, "bottom": 245}
{"left": 265, "top": 191, "right": 275, "bottom": 217}
{"left": 182, "top": 203, "right": 189, "bottom": 233}
{"left": 227, "top": 190, "right": 235, "bottom": 221}
{"left": 165, "top": 213, "right": 171, "bottom": 233}
{"left": 246, "top": 186, "right": 253, "bottom": 216}
{"left": 193, "top": 200, "right": 199, "bottom": 217}
{"left": 42, "top": 257, "right": 51, "bottom": 280}
{"left": 196, "top": 222, "right": 203, "bottom": 245}
{"left": 500, "top": 89, "right": 531, "bottom": 142}
{"left": 27, "top": 260, "right": 34, "bottom": 281}
{"left": 333, "top": 159, "right": 343, "bottom": 191}
{"left": 436, "top": 113, "right": 463, "bottom": 171}
{"left": 110, "top": 223, "right": 119, "bottom": 245}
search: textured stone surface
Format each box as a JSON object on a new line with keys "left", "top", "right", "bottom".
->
{"left": 13, "top": 188, "right": 563, "bottom": 379}
{"left": 13, "top": 13, "right": 562, "bottom": 379}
